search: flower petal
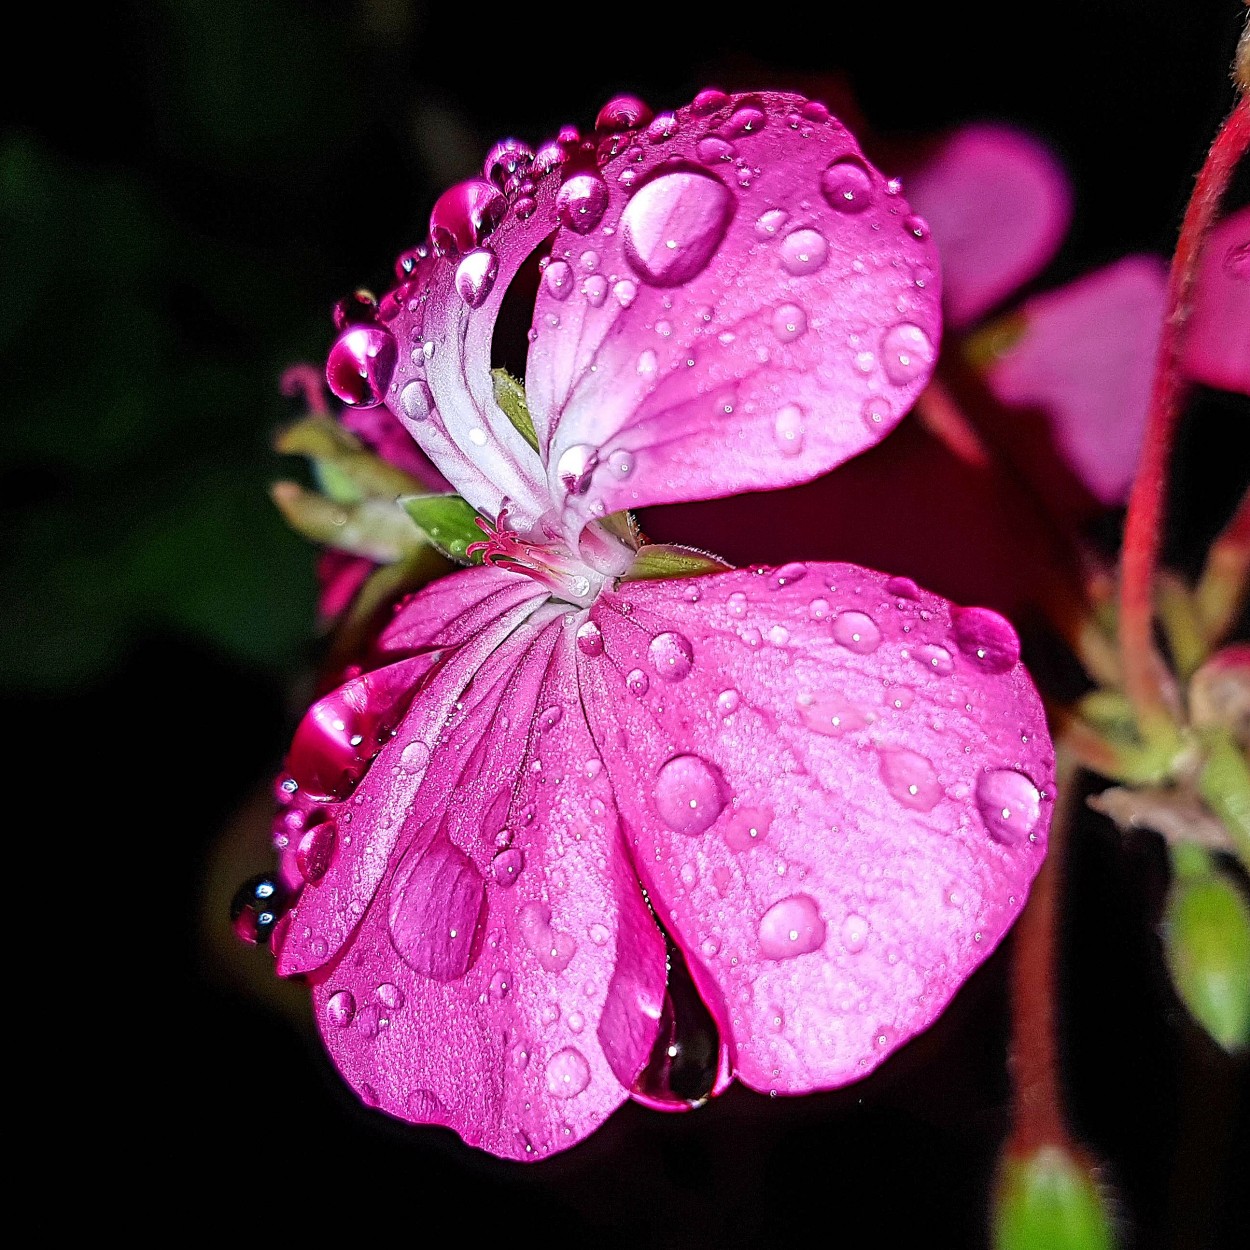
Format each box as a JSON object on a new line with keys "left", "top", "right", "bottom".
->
{"left": 984, "top": 256, "right": 1167, "bottom": 505}
{"left": 276, "top": 566, "right": 549, "bottom": 976}
{"left": 306, "top": 604, "right": 667, "bottom": 1158}
{"left": 524, "top": 92, "right": 942, "bottom": 543}
{"left": 577, "top": 564, "right": 1052, "bottom": 1094}
{"left": 908, "top": 125, "right": 1071, "bottom": 328}
{"left": 1180, "top": 205, "right": 1250, "bottom": 396}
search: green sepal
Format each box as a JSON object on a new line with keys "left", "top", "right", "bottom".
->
{"left": 276, "top": 414, "right": 418, "bottom": 504}
{"left": 1197, "top": 728, "right": 1250, "bottom": 865}
{"left": 1074, "top": 689, "right": 1184, "bottom": 786}
{"left": 1163, "top": 847, "right": 1250, "bottom": 1052}
{"left": 400, "top": 493, "right": 486, "bottom": 565}
{"left": 992, "top": 1145, "right": 1117, "bottom": 1250}
{"left": 271, "top": 482, "right": 424, "bottom": 562}
{"left": 492, "top": 368, "right": 539, "bottom": 452}
{"left": 620, "top": 543, "right": 732, "bottom": 583}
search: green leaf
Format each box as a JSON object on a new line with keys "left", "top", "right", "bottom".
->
{"left": 620, "top": 544, "right": 732, "bottom": 582}
{"left": 1197, "top": 728, "right": 1250, "bottom": 865}
{"left": 276, "top": 415, "right": 419, "bottom": 505}
{"left": 492, "top": 368, "right": 539, "bottom": 452}
{"left": 271, "top": 482, "right": 423, "bottom": 562}
{"left": 400, "top": 494, "right": 486, "bottom": 564}
{"left": 993, "top": 1145, "right": 1117, "bottom": 1250}
{"left": 1163, "top": 850, "right": 1250, "bottom": 1051}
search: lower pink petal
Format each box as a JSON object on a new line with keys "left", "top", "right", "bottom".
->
{"left": 578, "top": 565, "right": 1052, "bottom": 1094}
{"left": 1180, "top": 205, "right": 1250, "bottom": 396}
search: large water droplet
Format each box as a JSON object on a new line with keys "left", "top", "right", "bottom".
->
{"left": 654, "top": 755, "right": 726, "bottom": 835}
{"left": 631, "top": 938, "right": 724, "bottom": 1109}
{"left": 518, "top": 901, "right": 577, "bottom": 972}
{"left": 545, "top": 1047, "right": 591, "bottom": 1099}
{"left": 483, "top": 138, "right": 534, "bottom": 189}
{"left": 717, "top": 689, "right": 741, "bottom": 716}
{"left": 820, "top": 157, "right": 873, "bottom": 212}
{"left": 773, "top": 404, "right": 805, "bottom": 454}
{"left": 491, "top": 847, "right": 524, "bottom": 887}
{"left": 881, "top": 323, "right": 935, "bottom": 385}
{"left": 376, "top": 982, "right": 404, "bottom": 1010}
{"left": 557, "top": 174, "right": 610, "bottom": 234}
{"left": 796, "top": 692, "right": 869, "bottom": 735}
{"left": 723, "top": 806, "right": 772, "bottom": 852}
{"left": 399, "top": 739, "right": 432, "bottom": 775}
{"left": 576, "top": 620, "right": 604, "bottom": 656}
{"left": 296, "top": 821, "right": 337, "bottom": 884}
{"left": 755, "top": 208, "right": 789, "bottom": 239}
{"left": 697, "top": 136, "right": 737, "bottom": 165}
{"left": 758, "top": 895, "right": 826, "bottom": 959}
{"left": 772, "top": 303, "right": 808, "bottom": 342}
{"left": 879, "top": 748, "right": 942, "bottom": 811}
{"left": 621, "top": 170, "right": 735, "bottom": 287}
{"left": 489, "top": 969, "right": 512, "bottom": 999}
{"left": 582, "top": 274, "right": 608, "bottom": 306}
{"left": 388, "top": 840, "right": 486, "bottom": 979}
{"left": 556, "top": 443, "right": 598, "bottom": 495}
{"left": 913, "top": 643, "right": 954, "bottom": 675}
{"left": 454, "top": 248, "right": 498, "bottom": 309}
{"left": 596, "top": 94, "right": 652, "bottom": 133}
{"left": 544, "top": 258, "right": 574, "bottom": 301}
{"left": 951, "top": 606, "right": 1021, "bottom": 674}
{"left": 399, "top": 378, "right": 433, "bottom": 423}
{"left": 626, "top": 668, "right": 650, "bottom": 696}
{"left": 727, "top": 104, "right": 766, "bottom": 135}
{"left": 832, "top": 611, "right": 881, "bottom": 653}
{"left": 326, "top": 989, "right": 356, "bottom": 1028}
{"left": 691, "top": 88, "right": 729, "bottom": 115}
{"left": 649, "top": 631, "right": 694, "bottom": 681}
{"left": 780, "top": 228, "right": 829, "bottom": 276}
{"left": 976, "top": 769, "right": 1042, "bottom": 844}
{"left": 429, "top": 179, "right": 507, "bottom": 257}
{"left": 326, "top": 325, "right": 397, "bottom": 408}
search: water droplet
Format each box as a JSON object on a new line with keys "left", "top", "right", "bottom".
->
{"left": 767, "top": 625, "right": 789, "bottom": 647}
{"left": 626, "top": 668, "right": 650, "bottom": 696}
{"left": 773, "top": 404, "right": 805, "bottom": 454}
{"left": 772, "top": 302, "right": 808, "bottom": 342}
{"left": 832, "top": 611, "right": 881, "bottom": 653}
{"left": 649, "top": 631, "right": 694, "bottom": 681}
{"left": 538, "top": 705, "right": 563, "bottom": 731}
{"left": 913, "top": 643, "right": 954, "bottom": 675}
{"left": 596, "top": 94, "right": 652, "bottom": 133}
{"left": 326, "top": 990, "right": 356, "bottom": 1027}
{"left": 582, "top": 274, "right": 608, "bottom": 306}
{"left": 755, "top": 208, "right": 789, "bottom": 239}
{"left": 841, "top": 913, "right": 869, "bottom": 953}
{"left": 326, "top": 325, "right": 397, "bottom": 408}
{"left": 879, "top": 748, "right": 941, "bottom": 811}
{"left": 976, "top": 769, "right": 1042, "bottom": 844}
{"left": 951, "top": 606, "right": 1021, "bottom": 674}
{"left": 780, "top": 228, "right": 829, "bottom": 276}
{"left": 514, "top": 195, "right": 537, "bottom": 220}
{"left": 491, "top": 847, "right": 525, "bottom": 887}
{"left": 691, "top": 88, "right": 729, "bottom": 115}
{"left": 723, "top": 806, "right": 772, "bottom": 851}
{"left": 903, "top": 214, "right": 930, "bottom": 240}
{"left": 545, "top": 1047, "right": 591, "bottom": 1099}
{"left": 861, "top": 395, "right": 893, "bottom": 432}
{"left": 654, "top": 755, "right": 727, "bottom": 835}
{"left": 557, "top": 173, "right": 609, "bottom": 234}
{"left": 772, "top": 562, "right": 807, "bottom": 588}
{"left": 429, "top": 179, "right": 507, "bottom": 257}
{"left": 637, "top": 348, "right": 658, "bottom": 376}
{"left": 576, "top": 620, "right": 604, "bottom": 656}
{"left": 230, "top": 873, "right": 290, "bottom": 946}
{"left": 758, "top": 895, "right": 826, "bottom": 960}
{"left": 717, "top": 689, "right": 741, "bottom": 716}
{"left": 296, "top": 821, "right": 337, "bottom": 884}
{"left": 544, "top": 259, "right": 574, "bottom": 301}
{"left": 388, "top": 841, "right": 487, "bottom": 979}
{"left": 556, "top": 443, "right": 598, "bottom": 495}
{"left": 885, "top": 576, "right": 920, "bottom": 599}
{"left": 820, "top": 157, "right": 873, "bottom": 212}
{"left": 518, "top": 901, "right": 577, "bottom": 973}
{"left": 398, "top": 378, "right": 433, "bottom": 424}
{"left": 728, "top": 104, "right": 766, "bottom": 135}
{"left": 697, "top": 136, "right": 737, "bottom": 164}
{"left": 808, "top": 597, "right": 830, "bottom": 620}
{"left": 621, "top": 170, "right": 736, "bottom": 287}
{"left": 726, "top": 591, "right": 748, "bottom": 618}
{"left": 589, "top": 923, "right": 610, "bottom": 945}
{"left": 606, "top": 448, "right": 635, "bottom": 479}
{"left": 796, "top": 692, "right": 868, "bottom": 735}
{"left": 454, "top": 248, "right": 498, "bottom": 308}
{"left": 881, "top": 323, "right": 935, "bottom": 385}
{"left": 399, "top": 740, "right": 432, "bottom": 776}
{"left": 483, "top": 137, "right": 534, "bottom": 189}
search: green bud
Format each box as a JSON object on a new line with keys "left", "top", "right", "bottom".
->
{"left": 400, "top": 493, "right": 486, "bottom": 564}
{"left": 992, "top": 1145, "right": 1117, "bottom": 1250}
{"left": 1163, "top": 851, "right": 1250, "bottom": 1052}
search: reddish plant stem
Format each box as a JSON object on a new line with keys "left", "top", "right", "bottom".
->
{"left": 1008, "top": 750, "right": 1079, "bottom": 1151}
{"left": 1118, "top": 97, "right": 1250, "bottom": 736}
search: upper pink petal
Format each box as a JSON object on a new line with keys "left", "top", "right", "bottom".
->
{"left": 1180, "top": 205, "right": 1250, "bottom": 395}
{"left": 523, "top": 91, "right": 942, "bottom": 543}
{"left": 985, "top": 256, "right": 1168, "bottom": 505}
{"left": 907, "top": 124, "right": 1071, "bottom": 328}
{"left": 305, "top": 604, "right": 667, "bottom": 1159}
{"left": 577, "top": 564, "right": 1052, "bottom": 1094}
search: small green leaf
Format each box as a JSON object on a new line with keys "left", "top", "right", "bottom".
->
{"left": 277, "top": 414, "right": 418, "bottom": 504}
{"left": 993, "top": 1145, "right": 1117, "bottom": 1250}
{"left": 492, "top": 368, "right": 539, "bottom": 452}
{"left": 400, "top": 493, "right": 486, "bottom": 564}
{"left": 621, "top": 543, "right": 732, "bottom": 582}
{"left": 1164, "top": 849, "right": 1250, "bottom": 1051}
{"left": 1198, "top": 728, "right": 1250, "bottom": 865}
{"left": 271, "top": 482, "right": 420, "bottom": 562}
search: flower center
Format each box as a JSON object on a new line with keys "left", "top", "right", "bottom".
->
{"left": 468, "top": 517, "right": 607, "bottom": 607}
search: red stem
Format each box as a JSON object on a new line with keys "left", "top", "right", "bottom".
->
{"left": 1119, "top": 97, "right": 1250, "bottom": 734}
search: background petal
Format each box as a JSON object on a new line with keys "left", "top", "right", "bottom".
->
{"left": 523, "top": 91, "right": 942, "bottom": 543}
{"left": 908, "top": 124, "right": 1072, "bottom": 328}
{"left": 1180, "top": 205, "right": 1250, "bottom": 396}
{"left": 985, "top": 256, "right": 1168, "bottom": 505}
{"left": 577, "top": 564, "right": 1052, "bottom": 1095}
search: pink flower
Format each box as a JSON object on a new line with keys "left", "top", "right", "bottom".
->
{"left": 260, "top": 91, "right": 1054, "bottom": 1159}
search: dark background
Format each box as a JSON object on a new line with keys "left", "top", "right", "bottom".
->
{"left": 4, "top": 1, "right": 1247, "bottom": 1243}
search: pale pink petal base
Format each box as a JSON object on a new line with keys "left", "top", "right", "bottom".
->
{"left": 908, "top": 124, "right": 1071, "bottom": 328}
{"left": 1181, "top": 205, "right": 1250, "bottom": 396}
{"left": 986, "top": 256, "right": 1168, "bottom": 506}
{"left": 578, "top": 564, "right": 1053, "bottom": 1093}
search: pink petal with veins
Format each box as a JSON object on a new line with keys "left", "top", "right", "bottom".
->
{"left": 578, "top": 564, "right": 1052, "bottom": 1093}
{"left": 1181, "top": 205, "right": 1250, "bottom": 396}
{"left": 908, "top": 124, "right": 1071, "bottom": 328}
{"left": 986, "top": 256, "right": 1168, "bottom": 505}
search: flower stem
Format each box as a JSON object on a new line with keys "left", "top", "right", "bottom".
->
{"left": 1118, "top": 96, "right": 1250, "bottom": 740}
